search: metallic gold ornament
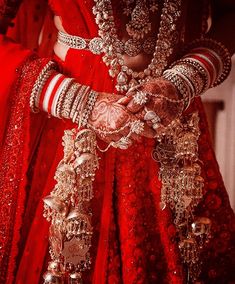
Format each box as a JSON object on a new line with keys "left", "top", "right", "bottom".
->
{"left": 43, "top": 195, "right": 68, "bottom": 216}
{"left": 192, "top": 217, "right": 212, "bottom": 236}
{"left": 43, "top": 129, "right": 99, "bottom": 284}
{"left": 93, "top": 0, "right": 182, "bottom": 92}
{"left": 43, "top": 271, "right": 64, "bottom": 284}
{"left": 153, "top": 112, "right": 211, "bottom": 282}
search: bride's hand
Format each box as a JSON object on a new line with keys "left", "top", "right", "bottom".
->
{"left": 123, "top": 78, "right": 184, "bottom": 131}
{"left": 87, "top": 92, "right": 156, "bottom": 145}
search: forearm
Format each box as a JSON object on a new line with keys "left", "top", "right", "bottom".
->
{"left": 161, "top": 0, "right": 235, "bottom": 108}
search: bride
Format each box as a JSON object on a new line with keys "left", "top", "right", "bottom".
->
{"left": 0, "top": 0, "right": 235, "bottom": 283}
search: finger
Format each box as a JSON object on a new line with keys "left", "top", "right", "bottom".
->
{"left": 124, "top": 114, "right": 155, "bottom": 140}
{"left": 126, "top": 99, "right": 145, "bottom": 114}
{"left": 126, "top": 84, "right": 142, "bottom": 95}
{"left": 135, "top": 108, "right": 147, "bottom": 121}
{"left": 117, "top": 96, "right": 132, "bottom": 105}
{"left": 141, "top": 123, "right": 156, "bottom": 138}
{"left": 131, "top": 133, "right": 142, "bottom": 141}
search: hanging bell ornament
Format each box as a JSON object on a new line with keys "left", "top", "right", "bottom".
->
{"left": 43, "top": 271, "right": 64, "bottom": 284}
{"left": 43, "top": 261, "right": 64, "bottom": 284}
{"left": 69, "top": 272, "right": 82, "bottom": 284}
{"left": 191, "top": 217, "right": 212, "bottom": 236}
{"left": 43, "top": 195, "right": 68, "bottom": 216}
{"left": 48, "top": 261, "right": 62, "bottom": 272}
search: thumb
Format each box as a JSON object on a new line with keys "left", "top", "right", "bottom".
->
{"left": 117, "top": 96, "right": 132, "bottom": 105}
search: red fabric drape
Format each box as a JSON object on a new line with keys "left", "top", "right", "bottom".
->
{"left": 0, "top": 1, "right": 234, "bottom": 283}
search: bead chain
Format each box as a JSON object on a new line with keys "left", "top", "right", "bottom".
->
{"left": 93, "top": 0, "right": 182, "bottom": 92}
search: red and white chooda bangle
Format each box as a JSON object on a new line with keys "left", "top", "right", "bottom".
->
{"left": 163, "top": 38, "right": 231, "bottom": 109}
{"left": 39, "top": 73, "right": 72, "bottom": 117}
{"left": 182, "top": 47, "right": 223, "bottom": 88}
{"left": 30, "top": 61, "right": 98, "bottom": 126}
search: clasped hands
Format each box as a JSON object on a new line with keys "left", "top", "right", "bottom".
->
{"left": 88, "top": 78, "right": 184, "bottom": 149}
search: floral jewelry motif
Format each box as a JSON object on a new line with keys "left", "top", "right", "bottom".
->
{"left": 110, "top": 120, "right": 144, "bottom": 150}
{"left": 126, "top": 0, "right": 152, "bottom": 39}
{"left": 111, "top": 136, "right": 133, "bottom": 150}
{"left": 130, "top": 120, "right": 145, "bottom": 134}
{"left": 92, "top": 0, "right": 182, "bottom": 92}
{"left": 152, "top": 113, "right": 212, "bottom": 282}
{"left": 133, "top": 91, "right": 149, "bottom": 105}
{"left": 43, "top": 129, "right": 99, "bottom": 283}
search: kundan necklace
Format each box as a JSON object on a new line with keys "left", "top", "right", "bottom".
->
{"left": 92, "top": 0, "right": 182, "bottom": 92}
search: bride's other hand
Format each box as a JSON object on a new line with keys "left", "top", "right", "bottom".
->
{"left": 123, "top": 78, "right": 184, "bottom": 132}
{"left": 88, "top": 92, "right": 156, "bottom": 144}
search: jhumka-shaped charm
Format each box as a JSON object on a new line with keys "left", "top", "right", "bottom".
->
{"left": 43, "top": 129, "right": 99, "bottom": 283}
{"left": 152, "top": 113, "right": 212, "bottom": 282}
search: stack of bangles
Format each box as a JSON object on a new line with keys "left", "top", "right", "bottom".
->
{"left": 30, "top": 61, "right": 98, "bottom": 127}
{"left": 29, "top": 38, "right": 231, "bottom": 148}
{"left": 162, "top": 38, "right": 231, "bottom": 109}
{"left": 29, "top": 61, "right": 145, "bottom": 150}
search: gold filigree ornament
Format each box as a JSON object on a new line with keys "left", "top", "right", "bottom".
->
{"left": 152, "top": 113, "right": 212, "bottom": 283}
{"left": 43, "top": 128, "right": 99, "bottom": 284}
{"left": 126, "top": 0, "right": 152, "bottom": 39}
{"left": 93, "top": 0, "right": 182, "bottom": 92}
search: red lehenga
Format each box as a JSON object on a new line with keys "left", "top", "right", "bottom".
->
{"left": 0, "top": 0, "right": 235, "bottom": 283}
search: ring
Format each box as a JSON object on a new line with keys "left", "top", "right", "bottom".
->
{"left": 144, "top": 109, "right": 161, "bottom": 124}
{"left": 152, "top": 123, "right": 160, "bottom": 130}
{"left": 133, "top": 91, "right": 148, "bottom": 105}
{"left": 151, "top": 116, "right": 161, "bottom": 124}
{"left": 144, "top": 110, "right": 158, "bottom": 121}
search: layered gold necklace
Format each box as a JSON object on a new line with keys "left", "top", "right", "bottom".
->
{"left": 124, "top": 0, "right": 158, "bottom": 39}
{"left": 92, "top": 0, "right": 182, "bottom": 92}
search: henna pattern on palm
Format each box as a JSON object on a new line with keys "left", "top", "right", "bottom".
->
{"left": 125, "top": 78, "right": 184, "bottom": 129}
{"left": 88, "top": 92, "right": 155, "bottom": 143}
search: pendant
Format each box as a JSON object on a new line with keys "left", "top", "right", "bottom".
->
{"left": 117, "top": 71, "right": 128, "bottom": 85}
{"left": 126, "top": 0, "right": 152, "bottom": 39}
{"left": 61, "top": 236, "right": 90, "bottom": 266}
{"left": 124, "top": 39, "right": 142, "bottom": 56}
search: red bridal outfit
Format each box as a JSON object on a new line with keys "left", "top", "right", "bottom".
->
{"left": 0, "top": 0, "right": 235, "bottom": 283}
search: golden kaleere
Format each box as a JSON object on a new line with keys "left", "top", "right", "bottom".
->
{"left": 153, "top": 113, "right": 212, "bottom": 282}
{"left": 43, "top": 129, "right": 99, "bottom": 284}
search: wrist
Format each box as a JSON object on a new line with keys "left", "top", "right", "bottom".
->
{"left": 29, "top": 61, "right": 98, "bottom": 127}
{"left": 163, "top": 38, "right": 231, "bottom": 109}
